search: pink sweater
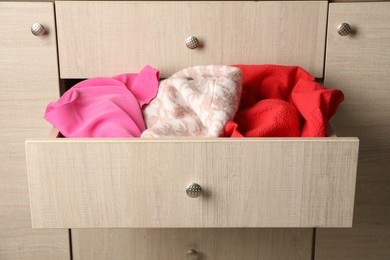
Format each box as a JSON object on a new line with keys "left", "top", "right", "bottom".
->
{"left": 45, "top": 66, "right": 159, "bottom": 138}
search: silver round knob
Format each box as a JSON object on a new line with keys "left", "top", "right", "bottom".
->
{"left": 31, "top": 23, "right": 46, "bottom": 37}
{"left": 187, "top": 249, "right": 199, "bottom": 260}
{"left": 186, "top": 36, "right": 200, "bottom": 49}
{"left": 337, "top": 23, "right": 351, "bottom": 36}
{"left": 186, "top": 183, "right": 202, "bottom": 198}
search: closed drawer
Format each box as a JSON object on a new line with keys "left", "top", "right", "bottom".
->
{"left": 56, "top": 1, "right": 328, "bottom": 78}
{"left": 72, "top": 229, "right": 313, "bottom": 260}
{"left": 26, "top": 135, "right": 359, "bottom": 228}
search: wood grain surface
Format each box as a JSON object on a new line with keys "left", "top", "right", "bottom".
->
{"left": 55, "top": 1, "right": 327, "bottom": 78}
{"left": 316, "top": 2, "right": 390, "bottom": 260}
{"left": 0, "top": 2, "right": 69, "bottom": 259}
{"left": 72, "top": 228, "right": 313, "bottom": 260}
{"left": 26, "top": 138, "right": 358, "bottom": 228}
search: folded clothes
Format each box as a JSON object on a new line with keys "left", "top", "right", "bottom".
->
{"left": 44, "top": 66, "right": 159, "bottom": 138}
{"left": 224, "top": 65, "right": 344, "bottom": 137}
{"left": 141, "top": 65, "right": 242, "bottom": 137}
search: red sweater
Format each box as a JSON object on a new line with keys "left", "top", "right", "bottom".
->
{"left": 224, "top": 65, "right": 344, "bottom": 137}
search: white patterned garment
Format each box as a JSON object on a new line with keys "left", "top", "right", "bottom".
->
{"left": 141, "top": 65, "right": 242, "bottom": 137}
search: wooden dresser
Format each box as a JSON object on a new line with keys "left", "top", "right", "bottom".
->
{"left": 1, "top": 1, "right": 389, "bottom": 259}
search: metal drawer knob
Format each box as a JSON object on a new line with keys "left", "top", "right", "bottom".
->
{"left": 31, "top": 23, "right": 46, "bottom": 37}
{"left": 337, "top": 23, "right": 351, "bottom": 36}
{"left": 186, "top": 36, "right": 200, "bottom": 49}
{"left": 186, "top": 183, "right": 202, "bottom": 198}
{"left": 187, "top": 249, "right": 199, "bottom": 260}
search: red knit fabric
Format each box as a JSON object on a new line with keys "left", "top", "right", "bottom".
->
{"left": 224, "top": 65, "right": 344, "bottom": 137}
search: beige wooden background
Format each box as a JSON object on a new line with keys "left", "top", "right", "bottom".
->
{"left": 0, "top": 0, "right": 333, "bottom": 1}
{"left": 316, "top": 2, "right": 390, "bottom": 259}
{"left": 1, "top": 1, "right": 389, "bottom": 260}
{"left": 0, "top": 2, "right": 69, "bottom": 259}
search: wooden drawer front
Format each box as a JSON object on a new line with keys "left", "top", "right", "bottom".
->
{"left": 26, "top": 138, "right": 358, "bottom": 228}
{"left": 0, "top": 3, "right": 70, "bottom": 259}
{"left": 72, "top": 229, "right": 313, "bottom": 260}
{"left": 317, "top": 3, "right": 390, "bottom": 260}
{"left": 56, "top": 1, "right": 328, "bottom": 78}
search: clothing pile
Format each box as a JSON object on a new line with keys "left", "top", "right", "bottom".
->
{"left": 44, "top": 64, "right": 344, "bottom": 138}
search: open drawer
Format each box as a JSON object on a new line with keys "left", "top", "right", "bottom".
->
{"left": 26, "top": 1, "right": 356, "bottom": 230}
{"left": 25, "top": 130, "right": 359, "bottom": 229}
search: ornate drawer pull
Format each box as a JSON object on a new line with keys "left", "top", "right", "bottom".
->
{"left": 186, "top": 183, "right": 202, "bottom": 198}
{"left": 31, "top": 23, "right": 46, "bottom": 37}
{"left": 187, "top": 249, "right": 199, "bottom": 259}
{"left": 337, "top": 23, "right": 352, "bottom": 36}
{"left": 186, "top": 36, "right": 200, "bottom": 49}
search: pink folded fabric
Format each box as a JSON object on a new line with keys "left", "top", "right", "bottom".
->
{"left": 141, "top": 65, "right": 242, "bottom": 137}
{"left": 44, "top": 66, "right": 159, "bottom": 138}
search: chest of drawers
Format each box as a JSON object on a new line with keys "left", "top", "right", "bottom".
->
{"left": 3, "top": 1, "right": 390, "bottom": 260}
{"left": 25, "top": 1, "right": 359, "bottom": 230}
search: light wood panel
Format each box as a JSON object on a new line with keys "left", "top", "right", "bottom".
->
{"left": 72, "top": 228, "right": 312, "bottom": 260}
{"left": 5, "top": 0, "right": 390, "bottom": 2}
{"left": 0, "top": 2, "right": 70, "bottom": 259}
{"left": 26, "top": 138, "right": 358, "bottom": 228}
{"left": 316, "top": 2, "right": 390, "bottom": 260}
{"left": 55, "top": 1, "right": 327, "bottom": 78}
{"left": 0, "top": 229, "right": 69, "bottom": 260}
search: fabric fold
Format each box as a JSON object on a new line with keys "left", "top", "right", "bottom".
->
{"left": 141, "top": 65, "right": 242, "bottom": 137}
{"left": 44, "top": 65, "right": 159, "bottom": 138}
{"left": 224, "top": 65, "right": 344, "bottom": 137}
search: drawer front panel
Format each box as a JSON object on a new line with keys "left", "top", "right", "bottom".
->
{"left": 56, "top": 1, "right": 327, "bottom": 78}
{"left": 26, "top": 138, "right": 358, "bottom": 228}
{"left": 317, "top": 2, "right": 390, "bottom": 260}
{"left": 72, "top": 228, "right": 312, "bottom": 260}
{"left": 0, "top": 3, "right": 70, "bottom": 259}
